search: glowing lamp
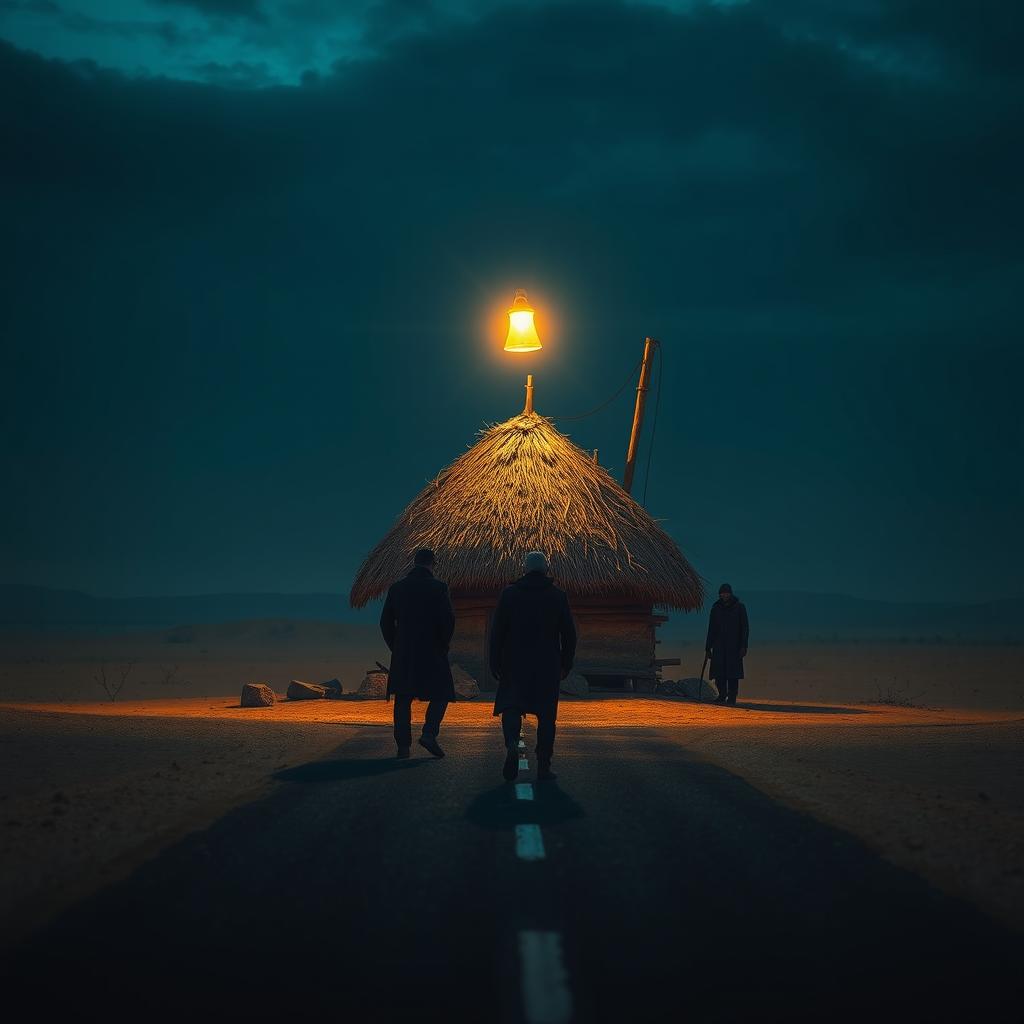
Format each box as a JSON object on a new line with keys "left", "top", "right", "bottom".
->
{"left": 504, "top": 289, "right": 542, "bottom": 352}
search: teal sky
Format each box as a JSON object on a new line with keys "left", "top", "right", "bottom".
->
{"left": 1, "top": 1, "right": 1022, "bottom": 603}
{"left": 0, "top": 0, "right": 942, "bottom": 87}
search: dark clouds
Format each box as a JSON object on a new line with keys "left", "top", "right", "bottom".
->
{"left": 152, "top": 0, "right": 267, "bottom": 20}
{"left": 1, "top": 1, "right": 1022, "bottom": 601}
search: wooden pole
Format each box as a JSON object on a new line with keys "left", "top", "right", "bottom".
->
{"left": 622, "top": 337, "right": 657, "bottom": 494}
{"left": 524, "top": 374, "right": 535, "bottom": 414}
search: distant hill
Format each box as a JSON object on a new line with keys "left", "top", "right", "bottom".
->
{"left": 1, "top": 584, "right": 1020, "bottom": 643}
{"left": 0, "top": 585, "right": 349, "bottom": 628}
{"left": 662, "top": 590, "right": 1024, "bottom": 645}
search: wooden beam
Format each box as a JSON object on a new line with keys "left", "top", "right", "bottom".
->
{"left": 622, "top": 337, "right": 658, "bottom": 494}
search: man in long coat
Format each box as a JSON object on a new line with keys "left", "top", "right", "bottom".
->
{"left": 705, "top": 582, "right": 749, "bottom": 706}
{"left": 489, "top": 551, "right": 577, "bottom": 782}
{"left": 380, "top": 548, "right": 456, "bottom": 758}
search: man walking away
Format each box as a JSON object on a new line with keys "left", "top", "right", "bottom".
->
{"left": 489, "top": 551, "right": 577, "bottom": 782}
{"left": 380, "top": 548, "right": 456, "bottom": 758}
{"left": 705, "top": 583, "right": 749, "bottom": 706}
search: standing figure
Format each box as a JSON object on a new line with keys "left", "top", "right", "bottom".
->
{"left": 380, "top": 548, "right": 456, "bottom": 758}
{"left": 489, "top": 551, "right": 577, "bottom": 782}
{"left": 705, "top": 583, "right": 749, "bottom": 706}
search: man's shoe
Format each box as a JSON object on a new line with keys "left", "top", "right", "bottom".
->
{"left": 726, "top": 697, "right": 737, "bottom": 707}
{"left": 714, "top": 695, "right": 728, "bottom": 705}
{"left": 396, "top": 746, "right": 410, "bottom": 759}
{"left": 418, "top": 735, "right": 445, "bottom": 758}
{"left": 537, "top": 760, "right": 557, "bottom": 782}
{"left": 503, "top": 746, "right": 519, "bottom": 781}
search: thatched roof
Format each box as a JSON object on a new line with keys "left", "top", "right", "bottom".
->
{"left": 349, "top": 411, "right": 704, "bottom": 610}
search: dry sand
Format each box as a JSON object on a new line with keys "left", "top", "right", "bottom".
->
{"left": 1, "top": 694, "right": 1021, "bottom": 947}
{"left": 2, "top": 621, "right": 1021, "bottom": 710}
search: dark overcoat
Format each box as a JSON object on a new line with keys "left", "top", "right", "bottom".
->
{"left": 490, "top": 572, "right": 577, "bottom": 717}
{"left": 705, "top": 597, "right": 749, "bottom": 681}
{"left": 379, "top": 565, "right": 456, "bottom": 701}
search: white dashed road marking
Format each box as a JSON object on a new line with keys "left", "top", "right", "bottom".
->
{"left": 519, "top": 930, "right": 572, "bottom": 1024}
{"left": 518, "top": 740, "right": 526, "bottom": 749}
{"left": 519, "top": 757, "right": 529, "bottom": 770}
{"left": 515, "top": 823, "right": 546, "bottom": 861}
{"left": 515, "top": 783, "right": 534, "bottom": 801}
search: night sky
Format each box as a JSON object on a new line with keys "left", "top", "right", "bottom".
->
{"left": 2, "top": 1, "right": 1022, "bottom": 603}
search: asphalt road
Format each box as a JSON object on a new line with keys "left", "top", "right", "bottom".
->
{"left": 5, "top": 724, "right": 1022, "bottom": 1022}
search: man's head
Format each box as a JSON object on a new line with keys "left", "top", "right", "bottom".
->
{"left": 525, "top": 551, "right": 549, "bottom": 574}
{"left": 414, "top": 548, "right": 435, "bottom": 568}
{"left": 718, "top": 583, "right": 733, "bottom": 602}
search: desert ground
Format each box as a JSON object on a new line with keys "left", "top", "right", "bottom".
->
{"left": 2, "top": 618, "right": 1020, "bottom": 709}
{"left": 1, "top": 621, "right": 1021, "bottom": 1020}
{"left": 1, "top": 619, "right": 1021, "bottom": 954}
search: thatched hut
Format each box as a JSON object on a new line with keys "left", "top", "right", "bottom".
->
{"left": 350, "top": 392, "right": 704, "bottom": 690}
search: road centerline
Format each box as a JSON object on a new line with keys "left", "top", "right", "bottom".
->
{"left": 515, "top": 823, "right": 546, "bottom": 861}
{"left": 515, "top": 783, "right": 534, "bottom": 801}
{"left": 519, "top": 930, "right": 572, "bottom": 1024}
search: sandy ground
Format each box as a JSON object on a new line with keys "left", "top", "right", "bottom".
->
{"left": 0, "top": 708, "right": 358, "bottom": 947}
{"left": 1, "top": 694, "right": 1021, "bottom": 949}
{"left": 2, "top": 622, "right": 1021, "bottom": 710}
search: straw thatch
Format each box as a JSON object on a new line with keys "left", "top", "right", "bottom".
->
{"left": 349, "top": 411, "right": 704, "bottom": 610}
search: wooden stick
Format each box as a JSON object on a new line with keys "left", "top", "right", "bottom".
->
{"left": 524, "top": 373, "right": 535, "bottom": 414}
{"left": 622, "top": 337, "right": 657, "bottom": 493}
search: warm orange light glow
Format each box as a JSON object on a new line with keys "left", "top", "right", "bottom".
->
{"left": 504, "top": 289, "right": 542, "bottom": 352}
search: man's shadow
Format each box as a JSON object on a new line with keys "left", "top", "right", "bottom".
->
{"left": 464, "top": 781, "right": 585, "bottom": 831}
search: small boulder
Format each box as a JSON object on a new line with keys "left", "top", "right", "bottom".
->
{"left": 321, "top": 678, "right": 344, "bottom": 698}
{"left": 357, "top": 670, "right": 389, "bottom": 698}
{"left": 451, "top": 664, "right": 480, "bottom": 700}
{"left": 287, "top": 679, "right": 327, "bottom": 701}
{"left": 241, "top": 682, "right": 275, "bottom": 707}
{"left": 677, "top": 677, "right": 719, "bottom": 701}
{"left": 559, "top": 670, "right": 590, "bottom": 697}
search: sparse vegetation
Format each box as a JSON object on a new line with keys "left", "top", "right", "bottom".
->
{"left": 92, "top": 661, "right": 134, "bottom": 701}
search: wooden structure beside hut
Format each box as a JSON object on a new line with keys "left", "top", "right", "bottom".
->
{"left": 349, "top": 387, "right": 704, "bottom": 690}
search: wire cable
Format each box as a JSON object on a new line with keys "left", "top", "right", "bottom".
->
{"left": 641, "top": 342, "right": 663, "bottom": 508}
{"left": 551, "top": 355, "right": 643, "bottom": 421}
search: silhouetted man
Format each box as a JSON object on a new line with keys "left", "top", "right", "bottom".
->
{"left": 380, "top": 548, "right": 456, "bottom": 758}
{"left": 705, "top": 582, "right": 749, "bottom": 706}
{"left": 490, "top": 551, "right": 577, "bottom": 782}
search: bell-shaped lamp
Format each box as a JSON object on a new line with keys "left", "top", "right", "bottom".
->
{"left": 504, "top": 289, "right": 542, "bottom": 352}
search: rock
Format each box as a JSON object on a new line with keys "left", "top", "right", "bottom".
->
{"left": 287, "top": 679, "right": 326, "bottom": 700}
{"left": 655, "top": 678, "right": 686, "bottom": 696}
{"left": 241, "top": 682, "right": 275, "bottom": 707}
{"left": 357, "top": 670, "right": 389, "bottom": 698}
{"left": 320, "top": 678, "right": 344, "bottom": 698}
{"left": 451, "top": 664, "right": 480, "bottom": 700}
{"left": 559, "top": 670, "right": 590, "bottom": 697}
{"left": 675, "top": 677, "right": 719, "bottom": 701}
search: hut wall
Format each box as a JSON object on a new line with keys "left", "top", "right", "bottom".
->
{"left": 450, "top": 595, "right": 490, "bottom": 688}
{"left": 450, "top": 594, "right": 662, "bottom": 692}
{"left": 571, "top": 601, "right": 660, "bottom": 688}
